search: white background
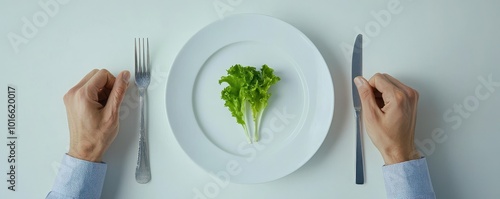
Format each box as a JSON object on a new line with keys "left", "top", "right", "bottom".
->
{"left": 1, "top": 0, "right": 499, "bottom": 198}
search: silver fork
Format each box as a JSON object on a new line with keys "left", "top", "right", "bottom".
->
{"left": 135, "top": 38, "right": 151, "bottom": 184}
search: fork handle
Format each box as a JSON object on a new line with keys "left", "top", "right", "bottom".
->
{"left": 136, "top": 88, "right": 151, "bottom": 184}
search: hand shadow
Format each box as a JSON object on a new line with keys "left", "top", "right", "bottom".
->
{"left": 399, "top": 75, "right": 459, "bottom": 199}
{"left": 101, "top": 83, "right": 140, "bottom": 198}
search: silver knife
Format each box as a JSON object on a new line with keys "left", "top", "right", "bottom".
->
{"left": 352, "top": 34, "right": 364, "bottom": 185}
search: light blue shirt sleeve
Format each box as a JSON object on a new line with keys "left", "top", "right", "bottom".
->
{"left": 382, "top": 157, "right": 436, "bottom": 199}
{"left": 46, "top": 154, "right": 107, "bottom": 199}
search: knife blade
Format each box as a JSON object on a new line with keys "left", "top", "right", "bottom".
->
{"left": 352, "top": 34, "right": 363, "bottom": 110}
{"left": 352, "top": 34, "right": 364, "bottom": 185}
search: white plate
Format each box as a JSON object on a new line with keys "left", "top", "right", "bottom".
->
{"left": 166, "top": 14, "right": 334, "bottom": 184}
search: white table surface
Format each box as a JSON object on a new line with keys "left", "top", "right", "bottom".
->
{"left": 1, "top": 0, "right": 499, "bottom": 198}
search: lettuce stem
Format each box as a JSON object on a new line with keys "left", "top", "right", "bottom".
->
{"left": 253, "top": 111, "right": 263, "bottom": 142}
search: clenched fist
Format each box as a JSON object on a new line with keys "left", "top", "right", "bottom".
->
{"left": 354, "top": 73, "right": 421, "bottom": 165}
{"left": 63, "top": 69, "right": 130, "bottom": 162}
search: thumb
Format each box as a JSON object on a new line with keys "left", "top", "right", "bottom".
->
{"left": 354, "top": 76, "right": 381, "bottom": 118}
{"left": 106, "top": 70, "right": 130, "bottom": 114}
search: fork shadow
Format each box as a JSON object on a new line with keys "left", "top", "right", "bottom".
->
{"left": 101, "top": 84, "right": 140, "bottom": 198}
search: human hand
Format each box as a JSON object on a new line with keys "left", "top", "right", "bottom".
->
{"left": 64, "top": 69, "right": 130, "bottom": 162}
{"left": 354, "top": 73, "right": 420, "bottom": 165}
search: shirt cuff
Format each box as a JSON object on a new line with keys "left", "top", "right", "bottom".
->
{"left": 48, "top": 154, "right": 107, "bottom": 199}
{"left": 382, "top": 157, "right": 436, "bottom": 199}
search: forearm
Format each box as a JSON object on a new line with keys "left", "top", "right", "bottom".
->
{"left": 382, "top": 157, "right": 436, "bottom": 199}
{"left": 46, "top": 154, "right": 107, "bottom": 199}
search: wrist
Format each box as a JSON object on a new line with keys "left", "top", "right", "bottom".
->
{"left": 68, "top": 150, "right": 103, "bottom": 162}
{"left": 68, "top": 141, "right": 105, "bottom": 162}
{"left": 381, "top": 148, "right": 420, "bottom": 165}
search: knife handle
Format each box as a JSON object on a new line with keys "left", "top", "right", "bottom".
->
{"left": 355, "top": 110, "right": 365, "bottom": 184}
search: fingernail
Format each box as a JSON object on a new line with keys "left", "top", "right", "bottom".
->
{"left": 122, "top": 71, "right": 130, "bottom": 82}
{"left": 354, "top": 77, "right": 363, "bottom": 87}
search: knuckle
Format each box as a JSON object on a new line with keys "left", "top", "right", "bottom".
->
{"left": 371, "top": 73, "right": 384, "bottom": 81}
{"left": 407, "top": 89, "right": 418, "bottom": 98}
{"left": 75, "top": 89, "right": 86, "bottom": 98}
{"left": 393, "top": 89, "right": 406, "bottom": 102}
{"left": 63, "top": 92, "right": 71, "bottom": 102}
{"left": 405, "top": 88, "right": 419, "bottom": 103}
{"left": 369, "top": 73, "right": 387, "bottom": 86}
{"left": 93, "top": 69, "right": 104, "bottom": 77}
{"left": 63, "top": 88, "right": 77, "bottom": 102}
{"left": 100, "top": 69, "right": 110, "bottom": 75}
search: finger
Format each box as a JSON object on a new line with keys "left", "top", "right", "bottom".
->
{"left": 382, "top": 74, "right": 412, "bottom": 95}
{"left": 84, "top": 69, "right": 116, "bottom": 102}
{"left": 368, "top": 73, "right": 402, "bottom": 105}
{"left": 382, "top": 73, "right": 419, "bottom": 104}
{"left": 354, "top": 76, "right": 382, "bottom": 117}
{"left": 382, "top": 73, "right": 419, "bottom": 119}
{"left": 97, "top": 71, "right": 116, "bottom": 106}
{"left": 368, "top": 73, "right": 398, "bottom": 94}
{"left": 73, "top": 69, "right": 99, "bottom": 89}
{"left": 105, "top": 70, "right": 130, "bottom": 114}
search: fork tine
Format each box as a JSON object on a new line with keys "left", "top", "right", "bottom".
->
{"left": 135, "top": 38, "right": 138, "bottom": 74}
{"left": 142, "top": 38, "right": 146, "bottom": 74}
{"left": 134, "top": 38, "right": 151, "bottom": 84}
{"left": 141, "top": 38, "right": 144, "bottom": 74}
{"left": 147, "top": 38, "right": 150, "bottom": 74}
{"left": 138, "top": 38, "right": 141, "bottom": 74}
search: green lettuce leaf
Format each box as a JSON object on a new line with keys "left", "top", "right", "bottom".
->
{"left": 219, "top": 64, "right": 280, "bottom": 143}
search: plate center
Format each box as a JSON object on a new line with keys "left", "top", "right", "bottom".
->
{"left": 192, "top": 41, "right": 308, "bottom": 157}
